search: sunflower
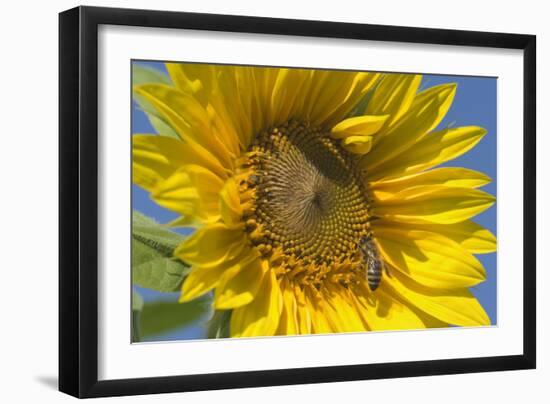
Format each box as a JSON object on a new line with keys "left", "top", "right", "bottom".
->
{"left": 132, "top": 63, "right": 496, "bottom": 337}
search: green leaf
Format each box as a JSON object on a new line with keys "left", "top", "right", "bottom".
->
{"left": 132, "top": 211, "right": 190, "bottom": 293}
{"left": 132, "top": 64, "right": 180, "bottom": 139}
{"left": 132, "top": 289, "right": 144, "bottom": 312}
{"left": 132, "top": 289, "right": 144, "bottom": 342}
{"left": 207, "top": 310, "right": 231, "bottom": 339}
{"left": 133, "top": 211, "right": 185, "bottom": 251}
{"left": 140, "top": 295, "right": 213, "bottom": 338}
{"left": 132, "top": 240, "right": 190, "bottom": 292}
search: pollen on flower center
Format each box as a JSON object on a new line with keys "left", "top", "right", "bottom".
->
{"left": 238, "top": 120, "right": 372, "bottom": 280}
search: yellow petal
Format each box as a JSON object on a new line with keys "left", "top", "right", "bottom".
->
{"left": 180, "top": 265, "right": 225, "bottom": 302}
{"left": 210, "top": 66, "right": 255, "bottom": 150}
{"left": 373, "top": 185, "right": 495, "bottom": 224}
{"left": 134, "top": 84, "right": 208, "bottom": 137}
{"left": 322, "top": 284, "right": 367, "bottom": 332}
{"left": 305, "top": 288, "right": 333, "bottom": 334}
{"left": 365, "top": 73, "right": 422, "bottom": 128}
{"left": 341, "top": 135, "right": 374, "bottom": 155}
{"left": 174, "top": 223, "right": 246, "bottom": 268}
{"left": 180, "top": 247, "right": 257, "bottom": 302}
{"left": 369, "top": 126, "right": 487, "bottom": 181}
{"left": 303, "top": 70, "right": 347, "bottom": 124}
{"left": 371, "top": 168, "right": 491, "bottom": 201}
{"left": 230, "top": 269, "right": 282, "bottom": 337}
{"left": 133, "top": 134, "right": 228, "bottom": 191}
{"left": 363, "top": 83, "right": 457, "bottom": 171}
{"left": 133, "top": 135, "right": 181, "bottom": 190}
{"left": 331, "top": 115, "right": 389, "bottom": 139}
{"left": 219, "top": 177, "right": 243, "bottom": 227}
{"left": 379, "top": 219, "right": 497, "bottom": 254}
{"left": 166, "top": 215, "right": 200, "bottom": 228}
{"left": 353, "top": 282, "right": 427, "bottom": 330}
{"left": 294, "top": 284, "right": 312, "bottom": 334}
{"left": 434, "top": 222, "right": 497, "bottom": 254}
{"left": 165, "top": 62, "right": 216, "bottom": 105}
{"left": 375, "top": 227, "right": 486, "bottom": 289}
{"left": 270, "top": 68, "right": 308, "bottom": 126}
{"left": 232, "top": 67, "right": 261, "bottom": 148}
{"left": 134, "top": 84, "right": 236, "bottom": 168}
{"left": 387, "top": 271, "right": 490, "bottom": 326}
{"left": 275, "top": 278, "right": 299, "bottom": 335}
{"left": 215, "top": 256, "right": 267, "bottom": 309}
{"left": 307, "top": 71, "right": 380, "bottom": 127}
{"left": 405, "top": 82, "right": 457, "bottom": 133}
{"left": 151, "top": 164, "right": 224, "bottom": 223}
{"left": 167, "top": 63, "right": 247, "bottom": 150}
{"left": 252, "top": 67, "right": 279, "bottom": 128}
{"left": 322, "top": 72, "right": 381, "bottom": 127}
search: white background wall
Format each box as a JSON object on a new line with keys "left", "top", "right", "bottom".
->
{"left": 0, "top": 0, "right": 545, "bottom": 402}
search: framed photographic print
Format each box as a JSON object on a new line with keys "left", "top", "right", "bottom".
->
{"left": 59, "top": 6, "right": 536, "bottom": 398}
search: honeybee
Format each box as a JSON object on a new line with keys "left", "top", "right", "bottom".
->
{"left": 358, "top": 234, "right": 385, "bottom": 291}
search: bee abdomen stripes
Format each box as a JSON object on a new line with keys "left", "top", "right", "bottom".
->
{"left": 367, "top": 269, "right": 382, "bottom": 291}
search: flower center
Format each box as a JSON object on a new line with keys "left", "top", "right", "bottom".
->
{"left": 240, "top": 120, "right": 372, "bottom": 277}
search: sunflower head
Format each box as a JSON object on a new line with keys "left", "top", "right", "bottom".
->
{"left": 239, "top": 119, "right": 373, "bottom": 273}
{"left": 133, "top": 63, "right": 496, "bottom": 338}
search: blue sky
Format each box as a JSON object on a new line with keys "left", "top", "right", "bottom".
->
{"left": 132, "top": 62, "right": 497, "bottom": 341}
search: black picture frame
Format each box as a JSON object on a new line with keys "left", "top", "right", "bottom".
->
{"left": 59, "top": 5, "right": 536, "bottom": 398}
